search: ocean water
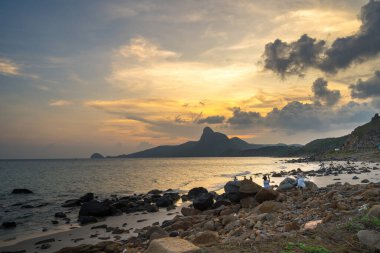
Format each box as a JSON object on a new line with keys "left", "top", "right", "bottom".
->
{"left": 0, "top": 157, "right": 378, "bottom": 244}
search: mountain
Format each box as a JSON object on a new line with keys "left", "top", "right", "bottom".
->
{"left": 342, "top": 113, "right": 380, "bottom": 151}
{"left": 106, "top": 114, "right": 380, "bottom": 159}
{"left": 118, "top": 127, "right": 284, "bottom": 158}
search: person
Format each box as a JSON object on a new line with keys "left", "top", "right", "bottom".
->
{"left": 296, "top": 169, "right": 306, "bottom": 191}
{"left": 263, "top": 175, "right": 270, "bottom": 189}
{"left": 233, "top": 176, "right": 238, "bottom": 181}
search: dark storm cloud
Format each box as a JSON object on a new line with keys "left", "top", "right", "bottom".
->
{"left": 227, "top": 107, "right": 262, "bottom": 128}
{"left": 262, "top": 0, "right": 380, "bottom": 76}
{"left": 197, "top": 115, "right": 225, "bottom": 124}
{"left": 262, "top": 34, "right": 325, "bottom": 77}
{"left": 226, "top": 100, "right": 375, "bottom": 132}
{"left": 350, "top": 70, "right": 380, "bottom": 98}
{"left": 312, "top": 78, "right": 341, "bottom": 105}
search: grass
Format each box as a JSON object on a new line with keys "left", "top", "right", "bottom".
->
{"left": 346, "top": 215, "right": 380, "bottom": 232}
{"left": 280, "top": 242, "right": 331, "bottom": 253}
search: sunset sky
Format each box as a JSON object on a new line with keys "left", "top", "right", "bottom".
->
{"left": 1, "top": 0, "right": 380, "bottom": 158}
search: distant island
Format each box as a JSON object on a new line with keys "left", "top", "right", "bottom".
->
{"left": 91, "top": 113, "right": 380, "bottom": 160}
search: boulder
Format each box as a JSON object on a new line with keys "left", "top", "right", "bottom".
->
{"left": 79, "top": 193, "right": 94, "bottom": 202}
{"left": 213, "top": 199, "right": 232, "bottom": 209}
{"left": 240, "top": 197, "right": 258, "bottom": 209}
{"left": 193, "top": 193, "right": 214, "bottom": 211}
{"left": 78, "top": 216, "right": 98, "bottom": 225}
{"left": 54, "top": 212, "right": 67, "bottom": 218}
{"left": 254, "top": 188, "right": 279, "bottom": 203}
{"left": 367, "top": 205, "right": 380, "bottom": 219}
{"left": 181, "top": 207, "right": 201, "bottom": 216}
{"left": 277, "top": 177, "right": 296, "bottom": 191}
{"left": 305, "top": 181, "right": 319, "bottom": 190}
{"left": 62, "top": 199, "right": 81, "bottom": 207}
{"left": 192, "top": 231, "right": 219, "bottom": 246}
{"left": 11, "top": 189, "right": 33, "bottom": 194}
{"left": 188, "top": 187, "right": 208, "bottom": 200}
{"left": 156, "top": 195, "right": 174, "bottom": 207}
{"left": 224, "top": 181, "right": 240, "bottom": 194}
{"left": 357, "top": 230, "right": 380, "bottom": 251}
{"left": 253, "top": 201, "right": 284, "bottom": 214}
{"left": 146, "top": 226, "right": 169, "bottom": 241}
{"left": 239, "top": 180, "right": 262, "bottom": 195}
{"left": 148, "top": 189, "right": 163, "bottom": 195}
{"left": 203, "top": 220, "right": 215, "bottom": 231}
{"left": 79, "top": 200, "right": 112, "bottom": 217}
{"left": 222, "top": 214, "right": 238, "bottom": 226}
{"left": 2, "top": 221, "right": 16, "bottom": 229}
{"left": 145, "top": 237, "right": 200, "bottom": 253}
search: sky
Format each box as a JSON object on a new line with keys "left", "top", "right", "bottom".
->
{"left": 1, "top": 0, "right": 380, "bottom": 158}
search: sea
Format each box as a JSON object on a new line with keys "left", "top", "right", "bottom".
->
{"left": 0, "top": 157, "right": 378, "bottom": 245}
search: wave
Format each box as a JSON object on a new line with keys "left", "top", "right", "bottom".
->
{"left": 220, "top": 171, "right": 251, "bottom": 178}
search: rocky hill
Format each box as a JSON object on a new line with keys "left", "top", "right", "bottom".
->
{"left": 343, "top": 113, "right": 380, "bottom": 151}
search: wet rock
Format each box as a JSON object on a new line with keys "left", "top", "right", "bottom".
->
{"left": 352, "top": 176, "right": 359, "bottom": 180}
{"left": 148, "top": 189, "right": 163, "bottom": 195}
{"left": 78, "top": 216, "right": 98, "bottom": 225}
{"left": 54, "top": 212, "right": 67, "bottom": 218}
{"left": 357, "top": 230, "right": 380, "bottom": 251}
{"left": 62, "top": 199, "right": 81, "bottom": 208}
{"left": 361, "top": 179, "right": 370, "bottom": 183}
{"left": 272, "top": 172, "right": 282, "bottom": 177}
{"left": 156, "top": 195, "right": 173, "bottom": 208}
{"left": 222, "top": 214, "right": 238, "bottom": 226}
{"left": 40, "top": 244, "right": 51, "bottom": 250}
{"left": 79, "top": 200, "right": 112, "bottom": 217}
{"left": 79, "top": 193, "right": 94, "bottom": 203}
{"left": 146, "top": 204, "right": 159, "bottom": 213}
{"left": 181, "top": 207, "right": 201, "bottom": 216}
{"left": 224, "top": 181, "right": 240, "bottom": 194}
{"left": 192, "top": 231, "right": 219, "bottom": 246}
{"left": 35, "top": 238, "right": 55, "bottom": 245}
{"left": 11, "top": 189, "right": 33, "bottom": 194}
{"left": 145, "top": 237, "right": 200, "bottom": 253}
{"left": 2, "top": 221, "right": 16, "bottom": 229}
{"left": 51, "top": 220, "right": 59, "bottom": 225}
{"left": 188, "top": 187, "right": 208, "bottom": 200}
{"left": 193, "top": 193, "right": 214, "bottom": 211}
{"left": 213, "top": 199, "right": 232, "bottom": 209}
{"left": 254, "top": 188, "right": 279, "bottom": 203}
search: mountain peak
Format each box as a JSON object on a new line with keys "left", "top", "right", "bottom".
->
{"left": 202, "top": 126, "right": 214, "bottom": 135}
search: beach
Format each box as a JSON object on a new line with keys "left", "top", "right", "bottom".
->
{"left": 1, "top": 159, "right": 379, "bottom": 252}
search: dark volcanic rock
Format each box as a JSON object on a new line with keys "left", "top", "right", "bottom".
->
{"left": 78, "top": 216, "right": 98, "bottom": 225}
{"left": 2, "top": 221, "right": 16, "bottom": 229}
{"left": 156, "top": 195, "right": 173, "bottom": 207}
{"left": 11, "top": 189, "right": 33, "bottom": 194}
{"left": 79, "top": 200, "right": 112, "bottom": 217}
{"left": 80, "top": 193, "right": 94, "bottom": 203}
{"left": 35, "top": 238, "right": 55, "bottom": 245}
{"left": 55, "top": 212, "right": 67, "bottom": 218}
{"left": 188, "top": 187, "right": 208, "bottom": 200}
{"left": 224, "top": 181, "right": 240, "bottom": 194}
{"left": 193, "top": 193, "right": 214, "bottom": 211}
{"left": 62, "top": 199, "right": 81, "bottom": 207}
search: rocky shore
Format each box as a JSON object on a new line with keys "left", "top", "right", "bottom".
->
{"left": 48, "top": 181, "right": 380, "bottom": 252}
{"left": 1, "top": 162, "right": 379, "bottom": 253}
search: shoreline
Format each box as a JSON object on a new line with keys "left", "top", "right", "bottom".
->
{"left": 1, "top": 160, "right": 379, "bottom": 253}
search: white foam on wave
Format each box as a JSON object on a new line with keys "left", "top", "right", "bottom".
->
{"left": 220, "top": 170, "right": 251, "bottom": 178}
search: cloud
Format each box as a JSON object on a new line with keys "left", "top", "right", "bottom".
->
{"left": 49, "top": 99, "right": 72, "bottom": 106}
{"left": 197, "top": 115, "right": 225, "bottom": 124}
{"left": 227, "top": 107, "right": 262, "bottom": 128}
{"left": 118, "top": 36, "right": 180, "bottom": 62}
{"left": 262, "top": 0, "right": 380, "bottom": 76}
{"left": 0, "top": 58, "right": 21, "bottom": 76}
{"left": 226, "top": 100, "right": 375, "bottom": 133}
{"left": 350, "top": 70, "right": 380, "bottom": 98}
{"left": 312, "top": 78, "right": 341, "bottom": 105}
{"left": 262, "top": 34, "right": 326, "bottom": 77}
